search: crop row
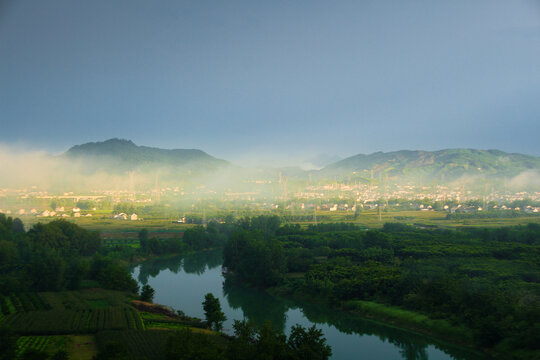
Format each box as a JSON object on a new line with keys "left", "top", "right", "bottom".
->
{"left": 0, "top": 293, "right": 50, "bottom": 315}
{"left": 16, "top": 336, "right": 51, "bottom": 356}
{"left": 4, "top": 307, "right": 143, "bottom": 334}
{"left": 102, "top": 239, "right": 140, "bottom": 247}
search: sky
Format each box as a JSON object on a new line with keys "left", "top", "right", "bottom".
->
{"left": 0, "top": 0, "right": 539, "bottom": 166}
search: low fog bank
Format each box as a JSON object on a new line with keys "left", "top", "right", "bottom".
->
{"left": 0, "top": 145, "right": 281, "bottom": 193}
{"left": 0, "top": 145, "right": 538, "bottom": 194}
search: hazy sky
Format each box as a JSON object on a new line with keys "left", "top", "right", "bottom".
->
{"left": 0, "top": 0, "right": 539, "bottom": 165}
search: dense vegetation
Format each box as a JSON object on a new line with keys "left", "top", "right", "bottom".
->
{"left": 446, "top": 210, "right": 539, "bottom": 220}
{"left": 0, "top": 214, "right": 138, "bottom": 294}
{"left": 163, "top": 320, "right": 331, "bottom": 360}
{"left": 0, "top": 213, "right": 239, "bottom": 359}
{"left": 224, "top": 218, "right": 540, "bottom": 359}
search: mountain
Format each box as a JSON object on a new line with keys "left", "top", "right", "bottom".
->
{"left": 321, "top": 149, "right": 540, "bottom": 182}
{"left": 64, "top": 138, "right": 229, "bottom": 172}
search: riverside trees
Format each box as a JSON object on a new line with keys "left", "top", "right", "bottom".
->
{"left": 223, "top": 219, "right": 540, "bottom": 358}
{"left": 202, "top": 293, "right": 226, "bottom": 331}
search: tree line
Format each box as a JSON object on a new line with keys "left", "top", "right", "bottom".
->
{"left": 223, "top": 217, "right": 540, "bottom": 359}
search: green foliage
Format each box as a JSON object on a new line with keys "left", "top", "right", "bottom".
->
{"left": 225, "top": 220, "right": 540, "bottom": 356}
{"left": 288, "top": 324, "right": 332, "bottom": 360}
{"left": 140, "top": 285, "right": 155, "bottom": 303}
{"left": 28, "top": 220, "right": 101, "bottom": 256}
{"left": 162, "top": 321, "right": 331, "bottom": 360}
{"left": 166, "top": 328, "right": 225, "bottom": 360}
{"left": 96, "top": 262, "right": 139, "bottom": 293}
{"left": 202, "top": 293, "right": 226, "bottom": 332}
{"left": 226, "top": 320, "right": 330, "bottom": 360}
{"left": 224, "top": 231, "right": 286, "bottom": 286}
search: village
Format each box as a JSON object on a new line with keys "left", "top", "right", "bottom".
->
{"left": 1, "top": 179, "right": 539, "bottom": 223}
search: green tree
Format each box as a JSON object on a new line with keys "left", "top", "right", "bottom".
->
{"left": 11, "top": 218, "right": 24, "bottom": 233}
{"left": 287, "top": 324, "right": 332, "bottom": 360}
{"left": 138, "top": 229, "right": 149, "bottom": 253}
{"left": 202, "top": 293, "right": 226, "bottom": 331}
{"left": 226, "top": 320, "right": 258, "bottom": 360}
{"left": 140, "top": 284, "right": 155, "bottom": 303}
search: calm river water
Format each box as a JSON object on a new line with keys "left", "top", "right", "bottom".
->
{"left": 132, "top": 249, "right": 490, "bottom": 360}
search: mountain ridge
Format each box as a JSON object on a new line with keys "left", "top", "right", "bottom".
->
{"left": 62, "top": 139, "right": 539, "bottom": 182}
{"left": 320, "top": 148, "right": 540, "bottom": 181}
{"left": 64, "top": 138, "right": 229, "bottom": 171}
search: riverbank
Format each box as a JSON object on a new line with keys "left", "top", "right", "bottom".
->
{"left": 267, "top": 284, "right": 529, "bottom": 360}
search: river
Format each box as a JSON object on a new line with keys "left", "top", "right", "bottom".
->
{"left": 132, "top": 249, "right": 491, "bottom": 360}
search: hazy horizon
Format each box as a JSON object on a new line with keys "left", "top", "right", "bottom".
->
{"left": 1, "top": 0, "right": 540, "bottom": 162}
{"left": 2, "top": 137, "right": 540, "bottom": 170}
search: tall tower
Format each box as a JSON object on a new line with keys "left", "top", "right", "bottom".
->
{"left": 129, "top": 171, "right": 135, "bottom": 201}
{"left": 153, "top": 173, "right": 160, "bottom": 204}
{"left": 203, "top": 210, "right": 207, "bottom": 228}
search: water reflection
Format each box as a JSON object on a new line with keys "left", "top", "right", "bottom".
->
{"left": 133, "top": 250, "right": 490, "bottom": 360}
{"left": 223, "top": 277, "right": 289, "bottom": 331}
{"left": 136, "top": 249, "right": 223, "bottom": 284}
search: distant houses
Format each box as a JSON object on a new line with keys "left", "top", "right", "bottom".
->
{"left": 112, "top": 213, "right": 139, "bottom": 220}
{"left": 113, "top": 213, "right": 128, "bottom": 220}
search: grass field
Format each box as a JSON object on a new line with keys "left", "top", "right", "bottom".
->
{"left": 18, "top": 208, "right": 540, "bottom": 234}
{"left": 343, "top": 300, "right": 474, "bottom": 343}
{"left": 293, "top": 210, "right": 540, "bottom": 229}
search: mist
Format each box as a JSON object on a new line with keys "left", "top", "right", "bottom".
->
{"left": 1, "top": 143, "right": 538, "bottom": 201}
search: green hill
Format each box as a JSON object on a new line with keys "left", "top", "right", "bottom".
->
{"left": 64, "top": 138, "right": 229, "bottom": 172}
{"left": 321, "top": 149, "right": 540, "bottom": 182}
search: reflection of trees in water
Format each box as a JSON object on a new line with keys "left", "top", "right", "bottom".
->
{"left": 298, "top": 301, "right": 484, "bottom": 360}
{"left": 183, "top": 249, "right": 222, "bottom": 274}
{"left": 222, "top": 277, "right": 289, "bottom": 332}
{"left": 221, "top": 283, "right": 486, "bottom": 360}
{"left": 135, "top": 249, "right": 223, "bottom": 284}
{"left": 136, "top": 255, "right": 183, "bottom": 284}
{"left": 136, "top": 250, "right": 487, "bottom": 360}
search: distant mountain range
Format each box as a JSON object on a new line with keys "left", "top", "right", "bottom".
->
{"left": 320, "top": 149, "right": 540, "bottom": 182}
{"left": 64, "top": 138, "right": 229, "bottom": 172}
{"left": 63, "top": 140, "right": 539, "bottom": 184}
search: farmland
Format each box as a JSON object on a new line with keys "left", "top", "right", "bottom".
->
{"left": 0, "top": 287, "right": 221, "bottom": 359}
{"left": 0, "top": 286, "right": 232, "bottom": 359}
